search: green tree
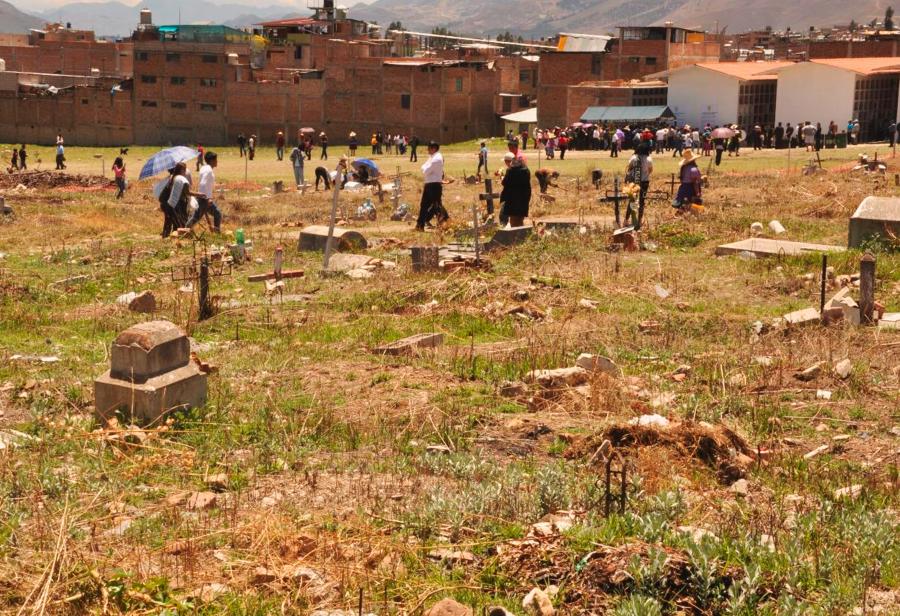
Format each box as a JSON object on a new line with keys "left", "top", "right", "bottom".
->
{"left": 849, "top": 19, "right": 858, "bottom": 32}
{"left": 885, "top": 7, "right": 895, "bottom": 30}
{"left": 388, "top": 21, "right": 404, "bottom": 32}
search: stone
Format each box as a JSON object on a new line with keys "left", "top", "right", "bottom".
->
{"left": 833, "top": 484, "right": 863, "bottom": 500}
{"left": 795, "top": 362, "right": 824, "bottom": 382}
{"left": 783, "top": 308, "right": 821, "bottom": 327}
{"left": 849, "top": 196, "right": 900, "bottom": 249}
{"left": 298, "top": 225, "right": 367, "bottom": 253}
{"left": 374, "top": 333, "right": 444, "bottom": 356}
{"left": 250, "top": 566, "right": 278, "bottom": 586}
{"left": 878, "top": 313, "right": 900, "bottom": 330}
{"left": 128, "top": 291, "right": 157, "bottom": 314}
{"left": 750, "top": 222, "right": 764, "bottom": 235}
{"left": 346, "top": 268, "right": 374, "bottom": 280}
{"left": 192, "top": 583, "right": 231, "bottom": 603}
{"left": 486, "top": 225, "right": 533, "bottom": 249}
{"left": 816, "top": 390, "right": 832, "bottom": 400}
{"left": 768, "top": 220, "right": 786, "bottom": 235}
{"left": 205, "top": 473, "right": 228, "bottom": 492}
{"left": 411, "top": 246, "right": 441, "bottom": 272}
{"left": 328, "top": 253, "right": 392, "bottom": 272}
{"left": 487, "top": 608, "right": 516, "bottom": 616}
{"left": 522, "top": 587, "right": 555, "bottom": 616}
{"left": 677, "top": 525, "right": 718, "bottom": 543}
{"left": 187, "top": 491, "right": 218, "bottom": 510}
{"left": 729, "top": 478, "right": 749, "bottom": 496}
{"left": 834, "top": 359, "right": 853, "bottom": 380}
{"left": 578, "top": 298, "right": 599, "bottom": 310}
{"left": 499, "top": 380, "right": 528, "bottom": 397}
{"left": 526, "top": 367, "right": 588, "bottom": 388}
{"left": 628, "top": 414, "right": 670, "bottom": 428}
{"left": 427, "top": 549, "right": 476, "bottom": 564}
{"left": 94, "top": 321, "right": 207, "bottom": 424}
{"left": 575, "top": 354, "right": 622, "bottom": 378}
{"left": 803, "top": 444, "right": 829, "bottom": 460}
{"left": 426, "top": 598, "right": 473, "bottom": 616}
{"left": 715, "top": 238, "right": 845, "bottom": 258}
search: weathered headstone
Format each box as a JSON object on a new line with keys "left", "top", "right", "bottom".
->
{"left": 849, "top": 196, "right": 900, "bottom": 248}
{"left": 94, "top": 321, "right": 207, "bottom": 423}
{"left": 374, "top": 333, "right": 444, "bottom": 356}
{"left": 411, "top": 246, "right": 440, "bottom": 272}
{"left": 299, "top": 225, "right": 367, "bottom": 253}
{"left": 486, "top": 226, "right": 533, "bottom": 250}
{"left": 716, "top": 238, "right": 845, "bottom": 258}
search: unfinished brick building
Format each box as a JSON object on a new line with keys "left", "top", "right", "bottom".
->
{"left": 0, "top": 24, "right": 132, "bottom": 76}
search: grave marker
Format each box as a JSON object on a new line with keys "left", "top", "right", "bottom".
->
{"left": 849, "top": 196, "right": 900, "bottom": 248}
{"left": 374, "top": 333, "right": 444, "bottom": 356}
{"left": 715, "top": 238, "right": 845, "bottom": 258}
{"left": 478, "top": 178, "right": 500, "bottom": 220}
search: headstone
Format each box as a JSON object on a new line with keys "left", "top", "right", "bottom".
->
{"left": 716, "top": 238, "right": 845, "bottom": 258}
{"left": 94, "top": 320, "right": 207, "bottom": 423}
{"left": 783, "top": 307, "right": 821, "bottom": 326}
{"left": 0, "top": 196, "right": 10, "bottom": 215}
{"left": 411, "top": 246, "right": 440, "bottom": 272}
{"left": 374, "top": 333, "right": 444, "bottom": 356}
{"left": 849, "top": 196, "right": 900, "bottom": 248}
{"left": 486, "top": 226, "right": 533, "bottom": 250}
{"left": 298, "top": 225, "right": 367, "bottom": 253}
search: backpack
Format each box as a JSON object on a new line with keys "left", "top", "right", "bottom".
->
{"left": 625, "top": 157, "right": 641, "bottom": 184}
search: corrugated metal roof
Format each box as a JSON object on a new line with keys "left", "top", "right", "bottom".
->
{"left": 580, "top": 105, "right": 675, "bottom": 123}
{"left": 501, "top": 108, "right": 537, "bottom": 123}
{"left": 556, "top": 33, "right": 613, "bottom": 52}
{"left": 255, "top": 18, "right": 321, "bottom": 28}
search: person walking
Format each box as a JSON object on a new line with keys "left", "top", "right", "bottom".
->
{"left": 477, "top": 141, "right": 489, "bottom": 177}
{"left": 237, "top": 133, "right": 246, "bottom": 157}
{"left": 713, "top": 133, "right": 726, "bottom": 166}
{"left": 611, "top": 127, "right": 623, "bottom": 158}
{"left": 499, "top": 152, "right": 531, "bottom": 228}
{"left": 276, "top": 131, "right": 286, "bottom": 161}
{"left": 415, "top": 141, "right": 448, "bottom": 231}
{"left": 161, "top": 163, "right": 190, "bottom": 238}
{"left": 319, "top": 132, "right": 328, "bottom": 160}
{"left": 625, "top": 141, "right": 653, "bottom": 230}
{"left": 186, "top": 151, "right": 222, "bottom": 233}
{"left": 248, "top": 135, "right": 256, "bottom": 161}
{"left": 558, "top": 132, "right": 569, "bottom": 160}
{"left": 674, "top": 150, "right": 702, "bottom": 212}
{"left": 409, "top": 134, "right": 419, "bottom": 162}
{"left": 55, "top": 141, "right": 66, "bottom": 170}
{"left": 112, "top": 157, "right": 126, "bottom": 199}
{"left": 196, "top": 144, "right": 204, "bottom": 171}
{"left": 802, "top": 122, "right": 817, "bottom": 152}
{"left": 18, "top": 145, "right": 27, "bottom": 170}
{"left": 10, "top": 148, "right": 18, "bottom": 172}
{"left": 290, "top": 143, "right": 305, "bottom": 190}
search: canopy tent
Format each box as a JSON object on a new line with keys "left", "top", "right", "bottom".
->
{"left": 580, "top": 105, "right": 676, "bottom": 125}
{"left": 501, "top": 107, "right": 538, "bottom": 135}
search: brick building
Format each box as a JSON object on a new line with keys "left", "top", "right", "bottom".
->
{"left": 0, "top": 24, "right": 132, "bottom": 77}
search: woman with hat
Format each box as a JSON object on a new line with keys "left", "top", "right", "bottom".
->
{"left": 349, "top": 132, "right": 358, "bottom": 156}
{"left": 673, "top": 150, "right": 702, "bottom": 212}
{"left": 319, "top": 132, "right": 328, "bottom": 160}
{"left": 499, "top": 152, "right": 531, "bottom": 228}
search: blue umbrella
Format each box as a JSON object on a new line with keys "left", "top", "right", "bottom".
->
{"left": 350, "top": 158, "right": 380, "bottom": 178}
{"left": 139, "top": 146, "right": 199, "bottom": 180}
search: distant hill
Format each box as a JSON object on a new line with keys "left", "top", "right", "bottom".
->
{"left": 350, "top": 0, "right": 893, "bottom": 37}
{"left": 33, "top": 0, "right": 300, "bottom": 37}
{"left": 0, "top": 0, "right": 42, "bottom": 34}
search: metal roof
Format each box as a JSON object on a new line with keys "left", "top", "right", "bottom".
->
{"left": 556, "top": 33, "right": 613, "bottom": 52}
{"left": 501, "top": 108, "right": 537, "bottom": 123}
{"left": 254, "top": 18, "right": 321, "bottom": 28}
{"left": 580, "top": 105, "right": 675, "bottom": 123}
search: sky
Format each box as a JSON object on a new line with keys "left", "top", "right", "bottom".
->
{"left": 11, "top": 0, "right": 376, "bottom": 9}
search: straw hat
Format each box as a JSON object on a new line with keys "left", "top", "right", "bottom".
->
{"left": 680, "top": 149, "right": 698, "bottom": 165}
{"left": 349, "top": 131, "right": 357, "bottom": 137}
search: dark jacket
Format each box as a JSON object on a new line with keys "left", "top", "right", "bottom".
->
{"left": 500, "top": 164, "right": 532, "bottom": 218}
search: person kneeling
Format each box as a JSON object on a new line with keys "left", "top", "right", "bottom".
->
{"left": 186, "top": 151, "right": 222, "bottom": 233}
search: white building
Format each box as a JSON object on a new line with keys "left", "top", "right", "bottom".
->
{"left": 772, "top": 58, "right": 900, "bottom": 141}
{"left": 666, "top": 62, "right": 792, "bottom": 128}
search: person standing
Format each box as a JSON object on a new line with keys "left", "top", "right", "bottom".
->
{"left": 713, "top": 133, "right": 726, "bottom": 166}
{"left": 290, "top": 143, "right": 305, "bottom": 190}
{"left": 112, "top": 157, "right": 126, "bottom": 199}
{"left": 785, "top": 123, "right": 794, "bottom": 149}
{"left": 237, "top": 133, "right": 246, "bottom": 157}
{"left": 319, "top": 132, "right": 328, "bottom": 160}
{"left": 774, "top": 122, "right": 785, "bottom": 149}
{"left": 499, "top": 152, "right": 531, "bottom": 228}
{"left": 162, "top": 163, "right": 190, "bottom": 237}
{"left": 248, "top": 135, "right": 256, "bottom": 161}
{"left": 409, "top": 134, "right": 419, "bottom": 162}
{"left": 507, "top": 139, "right": 526, "bottom": 164}
{"left": 186, "top": 151, "right": 222, "bottom": 233}
{"left": 611, "top": 127, "right": 623, "bottom": 157}
{"left": 55, "top": 141, "right": 66, "bottom": 170}
{"left": 558, "top": 132, "right": 569, "bottom": 160}
{"left": 415, "top": 141, "right": 448, "bottom": 231}
{"left": 802, "top": 121, "right": 816, "bottom": 152}
{"left": 276, "top": 131, "right": 286, "bottom": 161}
{"left": 815, "top": 122, "right": 824, "bottom": 151}
{"left": 477, "top": 141, "right": 489, "bottom": 177}
{"left": 655, "top": 126, "right": 666, "bottom": 154}
{"left": 674, "top": 150, "right": 702, "bottom": 212}
{"left": 10, "top": 148, "right": 18, "bottom": 172}
{"left": 625, "top": 141, "right": 653, "bottom": 230}
{"left": 890, "top": 121, "right": 898, "bottom": 148}
{"left": 349, "top": 132, "right": 358, "bottom": 156}
{"left": 18, "top": 145, "right": 27, "bottom": 170}
{"left": 196, "top": 144, "right": 204, "bottom": 171}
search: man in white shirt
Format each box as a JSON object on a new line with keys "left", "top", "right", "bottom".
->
{"left": 655, "top": 127, "right": 667, "bottom": 154}
{"left": 415, "top": 141, "right": 448, "bottom": 231}
{"left": 186, "top": 151, "right": 222, "bottom": 232}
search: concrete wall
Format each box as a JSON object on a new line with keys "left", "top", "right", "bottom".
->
{"left": 668, "top": 66, "right": 739, "bottom": 128}
{"left": 774, "top": 63, "right": 856, "bottom": 128}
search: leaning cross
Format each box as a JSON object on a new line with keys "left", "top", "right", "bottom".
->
{"left": 479, "top": 178, "right": 500, "bottom": 220}
{"left": 248, "top": 246, "right": 304, "bottom": 288}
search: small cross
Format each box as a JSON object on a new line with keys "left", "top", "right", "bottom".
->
{"left": 247, "top": 246, "right": 304, "bottom": 284}
{"left": 479, "top": 178, "right": 500, "bottom": 219}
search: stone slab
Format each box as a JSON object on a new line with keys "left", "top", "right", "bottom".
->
{"left": 783, "top": 307, "right": 821, "bottom": 326}
{"left": 298, "top": 225, "right": 367, "bottom": 253}
{"left": 879, "top": 313, "right": 900, "bottom": 330}
{"left": 716, "top": 238, "right": 845, "bottom": 258}
{"left": 374, "top": 333, "right": 444, "bottom": 356}
{"left": 486, "top": 226, "right": 533, "bottom": 250}
{"left": 110, "top": 321, "right": 190, "bottom": 383}
{"left": 849, "top": 196, "right": 900, "bottom": 248}
{"left": 95, "top": 364, "right": 207, "bottom": 424}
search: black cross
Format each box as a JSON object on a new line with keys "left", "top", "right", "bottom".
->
{"left": 479, "top": 178, "right": 500, "bottom": 218}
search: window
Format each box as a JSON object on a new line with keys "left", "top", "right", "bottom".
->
{"left": 591, "top": 53, "right": 603, "bottom": 75}
{"left": 136, "top": 51, "right": 149, "bottom": 61}
{"left": 294, "top": 46, "right": 303, "bottom": 60}
{"left": 200, "top": 78, "right": 217, "bottom": 87}
{"left": 141, "top": 75, "right": 157, "bottom": 84}
{"left": 170, "top": 101, "right": 187, "bottom": 109}
{"left": 502, "top": 97, "right": 512, "bottom": 113}
{"left": 400, "top": 94, "right": 410, "bottom": 109}
{"left": 455, "top": 78, "right": 463, "bottom": 92}
{"left": 628, "top": 56, "right": 641, "bottom": 64}
{"left": 141, "top": 100, "right": 158, "bottom": 108}
{"left": 645, "top": 57, "right": 657, "bottom": 65}
{"left": 201, "top": 54, "right": 218, "bottom": 63}
{"left": 170, "top": 76, "right": 186, "bottom": 85}
{"left": 166, "top": 52, "right": 181, "bottom": 62}
{"left": 199, "top": 103, "right": 217, "bottom": 111}
{"left": 519, "top": 70, "right": 531, "bottom": 83}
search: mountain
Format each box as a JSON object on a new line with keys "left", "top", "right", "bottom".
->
{"left": 350, "top": 0, "right": 890, "bottom": 37}
{"left": 0, "top": 0, "right": 42, "bottom": 34}
{"left": 33, "top": 0, "right": 301, "bottom": 37}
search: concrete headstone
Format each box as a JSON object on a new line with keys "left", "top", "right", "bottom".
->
{"left": 849, "top": 196, "right": 900, "bottom": 248}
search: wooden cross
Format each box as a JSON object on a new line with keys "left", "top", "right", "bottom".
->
{"left": 248, "top": 246, "right": 304, "bottom": 287}
{"left": 668, "top": 172, "right": 677, "bottom": 197}
{"left": 601, "top": 177, "right": 628, "bottom": 228}
{"left": 479, "top": 178, "right": 500, "bottom": 220}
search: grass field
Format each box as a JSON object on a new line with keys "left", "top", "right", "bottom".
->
{"left": 0, "top": 139, "right": 897, "bottom": 615}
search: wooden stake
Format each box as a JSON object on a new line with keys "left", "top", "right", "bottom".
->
{"left": 860, "top": 253, "right": 876, "bottom": 324}
{"left": 323, "top": 160, "right": 344, "bottom": 270}
{"left": 819, "top": 254, "right": 828, "bottom": 318}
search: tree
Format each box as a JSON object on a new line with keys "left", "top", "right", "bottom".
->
{"left": 885, "top": 7, "right": 895, "bottom": 30}
{"left": 849, "top": 19, "right": 858, "bottom": 32}
{"left": 388, "top": 21, "right": 404, "bottom": 32}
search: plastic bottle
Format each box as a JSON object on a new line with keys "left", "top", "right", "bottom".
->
{"left": 235, "top": 228, "right": 245, "bottom": 245}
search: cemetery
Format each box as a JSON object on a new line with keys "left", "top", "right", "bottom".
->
{"left": 0, "top": 140, "right": 897, "bottom": 614}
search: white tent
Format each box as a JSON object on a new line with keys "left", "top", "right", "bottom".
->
{"left": 501, "top": 108, "right": 537, "bottom": 135}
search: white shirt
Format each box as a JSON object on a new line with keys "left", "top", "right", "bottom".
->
{"left": 656, "top": 128, "right": 666, "bottom": 142}
{"left": 168, "top": 175, "right": 190, "bottom": 208}
{"left": 421, "top": 152, "right": 444, "bottom": 184}
{"left": 198, "top": 164, "right": 215, "bottom": 198}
